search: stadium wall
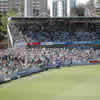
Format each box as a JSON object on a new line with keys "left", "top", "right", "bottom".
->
{"left": 1, "top": 62, "right": 100, "bottom": 84}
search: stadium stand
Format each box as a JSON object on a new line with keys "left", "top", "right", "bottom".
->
{"left": 0, "top": 47, "right": 99, "bottom": 83}
{"left": 8, "top": 23, "right": 100, "bottom": 43}
{"left": 1, "top": 17, "right": 100, "bottom": 83}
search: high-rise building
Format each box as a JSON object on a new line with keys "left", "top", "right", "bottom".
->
{"left": 95, "top": 0, "right": 100, "bottom": 16}
{"left": 0, "top": 0, "right": 8, "bottom": 14}
{"left": 32, "top": 0, "right": 40, "bottom": 16}
{"left": 39, "top": 0, "right": 48, "bottom": 16}
{"left": 51, "top": 0, "right": 67, "bottom": 17}
{"left": 52, "top": 0, "right": 57, "bottom": 16}
{"left": 8, "top": 0, "right": 24, "bottom": 11}
{"left": 0, "top": 0, "right": 48, "bottom": 16}
{"left": 70, "top": 0, "right": 76, "bottom": 8}
{"left": 0, "top": 0, "right": 24, "bottom": 15}
{"left": 50, "top": 0, "right": 76, "bottom": 17}
{"left": 63, "top": 0, "right": 67, "bottom": 16}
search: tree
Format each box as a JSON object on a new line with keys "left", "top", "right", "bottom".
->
{"left": 0, "top": 13, "right": 8, "bottom": 41}
{"left": 0, "top": 15, "right": 5, "bottom": 41}
{"left": 7, "top": 8, "right": 21, "bottom": 17}
{"left": 1, "top": 13, "right": 8, "bottom": 34}
{"left": 0, "top": 9, "right": 20, "bottom": 41}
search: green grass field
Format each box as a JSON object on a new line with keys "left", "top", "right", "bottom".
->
{"left": 0, "top": 65, "right": 100, "bottom": 100}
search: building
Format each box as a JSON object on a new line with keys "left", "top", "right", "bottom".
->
{"left": 95, "top": 4, "right": 100, "bottom": 16}
{"left": 51, "top": 0, "right": 67, "bottom": 17}
{"left": 0, "top": 0, "right": 8, "bottom": 14}
{"left": 25, "top": 0, "right": 48, "bottom": 16}
{"left": 0, "top": 0, "right": 48, "bottom": 16}
{"left": 95, "top": 1, "right": 100, "bottom": 16}
{"left": 52, "top": 0, "right": 58, "bottom": 16}
{"left": 84, "top": 0, "right": 96, "bottom": 16}
{"left": 0, "top": 0, "right": 24, "bottom": 15}
{"left": 39, "top": 0, "right": 48, "bottom": 16}
{"left": 32, "top": 0, "right": 40, "bottom": 16}
{"left": 50, "top": 0, "right": 76, "bottom": 17}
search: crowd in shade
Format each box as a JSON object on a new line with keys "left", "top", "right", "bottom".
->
{"left": 0, "top": 47, "right": 98, "bottom": 81}
{"left": 9, "top": 23, "right": 100, "bottom": 43}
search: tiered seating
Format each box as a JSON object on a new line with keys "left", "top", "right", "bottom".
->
{"left": 9, "top": 23, "right": 100, "bottom": 43}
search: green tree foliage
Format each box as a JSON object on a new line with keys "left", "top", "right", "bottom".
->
{"left": 0, "top": 13, "right": 8, "bottom": 34}
{"left": 7, "top": 9, "right": 17, "bottom": 17}
{"left": 7, "top": 8, "right": 22, "bottom": 17}
{"left": 0, "top": 9, "right": 21, "bottom": 41}
{"left": 0, "top": 13, "right": 7, "bottom": 41}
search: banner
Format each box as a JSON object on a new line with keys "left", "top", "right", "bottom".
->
{"left": 26, "top": 41, "right": 100, "bottom": 46}
{"left": 40, "top": 41, "right": 100, "bottom": 45}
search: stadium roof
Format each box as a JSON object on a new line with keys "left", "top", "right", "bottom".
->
{"left": 9, "top": 16, "right": 100, "bottom": 19}
{"left": 8, "top": 16, "right": 100, "bottom": 21}
{"left": 8, "top": 16, "right": 100, "bottom": 24}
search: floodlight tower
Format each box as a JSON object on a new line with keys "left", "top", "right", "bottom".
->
{"left": 24, "top": 0, "right": 33, "bottom": 17}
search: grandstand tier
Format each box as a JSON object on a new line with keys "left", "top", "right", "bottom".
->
{"left": 8, "top": 17, "right": 100, "bottom": 48}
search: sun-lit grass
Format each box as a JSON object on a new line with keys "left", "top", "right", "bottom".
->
{"left": 0, "top": 65, "right": 100, "bottom": 100}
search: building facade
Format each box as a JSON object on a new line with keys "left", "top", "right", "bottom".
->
{"left": 39, "top": 0, "right": 48, "bottom": 16}
{"left": 0, "top": 0, "right": 8, "bottom": 14}
{"left": 51, "top": 0, "right": 67, "bottom": 17}
{"left": 52, "top": 0, "right": 58, "bottom": 16}
{"left": 70, "top": 0, "right": 76, "bottom": 8}
{"left": 95, "top": 0, "right": 100, "bottom": 16}
{"left": 0, "top": 0, "right": 24, "bottom": 15}
{"left": 0, "top": 0, "right": 48, "bottom": 16}
{"left": 50, "top": 0, "right": 76, "bottom": 17}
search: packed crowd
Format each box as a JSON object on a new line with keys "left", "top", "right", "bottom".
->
{"left": 9, "top": 23, "right": 100, "bottom": 43}
{"left": 8, "top": 23, "right": 25, "bottom": 43}
{"left": 0, "top": 47, "right": 97, "bottom": 81}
